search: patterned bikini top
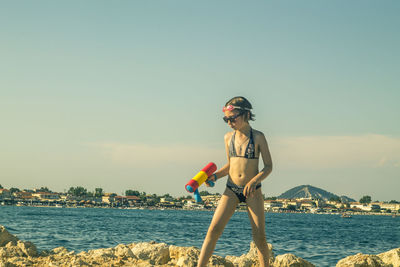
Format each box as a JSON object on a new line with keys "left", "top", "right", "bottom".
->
{"left": 229, "top": 128, "right": 258, "bottom": 159}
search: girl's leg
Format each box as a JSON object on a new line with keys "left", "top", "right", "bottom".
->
{"left": 197, "top": 188, "right": 239, "bottom": 267}
{"left": 246, "top": 188, "right": 270, "bottom": 267}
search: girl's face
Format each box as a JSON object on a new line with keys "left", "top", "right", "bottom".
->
{"left": 223, "top": 110, "right": 247, "bottom": 130}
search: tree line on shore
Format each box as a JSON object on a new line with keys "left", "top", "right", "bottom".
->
{"left": 1, "top": 184, "right": 399, "bottom": 204}
{"left": 0, "top": 184, "right": 215, "bottom": 201}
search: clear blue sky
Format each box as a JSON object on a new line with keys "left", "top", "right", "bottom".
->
{"left": 1, "top": 1, "right": 399, "bottom": 201}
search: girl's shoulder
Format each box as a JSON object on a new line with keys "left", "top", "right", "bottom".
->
{"left": 224, "top": 131, "right": 234, "bottom": 141}
{"left": 252, "top": 128, "right": 264, "bottom": 136}
{"left": 252, "top": 128, "right": 267, "bottom": 141}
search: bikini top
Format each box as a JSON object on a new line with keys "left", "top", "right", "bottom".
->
{"left": 229, "top": 128, "right": 259, "bottom": 159}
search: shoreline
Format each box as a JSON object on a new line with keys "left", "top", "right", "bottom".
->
{"left": 1, "top": 225, "right": 399, "bottom": 267}
{"left": 1, "top": 204, "right": 398, "bottom": 217}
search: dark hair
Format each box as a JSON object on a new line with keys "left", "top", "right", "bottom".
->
{"left": 225, "top": 96, "right": 255, "bottom": 121}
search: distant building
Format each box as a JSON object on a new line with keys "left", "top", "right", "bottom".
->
{"left": 264, "top": 200, "right": 283, "bottom": 211}
{"left": 115, "top": 195, "right": 141, "bottom": 206}
{"left": 102, "top": 193, "right": 117, "bottom": 204}
{"left": 314, "top": 199, "right": 325, "bottom": 208}
{"left": 326, "top": 200, "right": 343, "bottom": 208}
{"left": 201, "top": 195, "right": 221, "bottom": 206}
{"left": 32, "top": 192, "right": 60, "bottom": 201}
{"left": 299, "top": 199, "right": 316, "bottom": 210}
{"left": 0, "top": 189, "right": 12, "bottom": 200}
{"left": 183, "top": 200, "right": 203, "bottom": 209}
{"left": 350, "top": 202, "right": 372, "bottom": 211}
{"left": 283, "top": 200, "right": 300, "bottom": 209}
{"left": 14, "top": 191, "right": 34, "bottom": 200}
{"left": 380, "top": 202, "right": 400, "bottom": 212}
{"left": 59, "top": 194, "right": 68, "bottom": 201}
{"left": 160, "top": 196, "right": 174, "bottom": 203}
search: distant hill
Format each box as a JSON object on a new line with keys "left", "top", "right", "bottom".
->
{"left": 340, "top": 195, "right": 356, "bottom": 203}
{"left": 278, "top": 185, "right": 356, "bottom": 203}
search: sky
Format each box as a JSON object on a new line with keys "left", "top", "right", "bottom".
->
{"left": 1, "top": 1, "right": 399, "bottom": 201}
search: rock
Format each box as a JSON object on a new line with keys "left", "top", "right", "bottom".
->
{"left": 274, "top": 253, "right": 315, "bottom": 267}
{"left": 169, "top": 245, "right": 200, "bottom": 260}
{"left": 51, "top": 246, "right": 70, "bottom": 256}
{"left": 378, "top": 248, "right": 400, "bottom": 267}
{"left": 209, "top": 254, "right": 234, "bottom": 267}
{"left": 39, "top": 249, "right": 51, "bottom": 257}
{"left": 0, "top": 259, "right": 21, "bottom": 267}
{"left": 114, "top": 244, "right": 135, "bottom": 259}
{"left": 169, "top": 245, "right": 200, "bottom": 266}
{"left": 225, "top": 255, "right": 254, "bottom": 267}
{"left": 2, "top": 255, "right": 35, "bottom": 267}
{"left": 0, "top": 226, "right": 18, "bottom": 247}
{"left": 225, "top": 242, "right": 274, "bottom": 267}
{"left": 2, "top": 225, "right": 400, "bottom": 267}
{"left": 70, "top": 257, "right": 90, "bottom": 266}
{"left": 16, "top": 240, "right": 38, "bottom": 257}
{"left": 169, "top": 245, "right": 232, "bottom": 266}
{"left": 130, "top": 241, "right": 170, "bottom": 265}
{"left": 89, "top": 247, "right": 115, "bottom": 259}
{"left": 176, "top": 256, "right": 194, "bottom": 267}
{"left": 77, "top": 250, "right": 89, "bottom": 257}
{"left": 336, "top": 253, "right": 388, "bottom": 267}
{"left": 1, "top": 242, "right": 25, "bottom": 258}
{"left": 133, "top": 259, "right": 158, "bottom": 267}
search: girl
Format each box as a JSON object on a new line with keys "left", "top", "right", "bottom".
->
{"left": 197, "top": 96, "right": 273, "bottom": 267}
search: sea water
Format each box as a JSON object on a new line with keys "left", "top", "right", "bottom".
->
{"left": 0, "top": 206, "right": 399, "bottom": 266}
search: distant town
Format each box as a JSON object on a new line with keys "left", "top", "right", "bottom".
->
{"left": 0, "top": 185, "right": 399, "bottom": 216}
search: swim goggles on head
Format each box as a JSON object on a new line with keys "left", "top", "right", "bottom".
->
{"left": 222, "top": 105, "right": 251, "bottom": 112}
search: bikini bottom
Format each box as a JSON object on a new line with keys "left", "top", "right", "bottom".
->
{"left": 226, "top": 180, "right": 261, "bottom": 203}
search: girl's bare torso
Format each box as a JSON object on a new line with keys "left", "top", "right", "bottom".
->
{"left": 227, "top": 130, "right": 261, "bottom": 186}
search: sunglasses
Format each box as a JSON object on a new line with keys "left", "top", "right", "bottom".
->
{"left": 223, "top": 111, "right": 245, "bottom": 123}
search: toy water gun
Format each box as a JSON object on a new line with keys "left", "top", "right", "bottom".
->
{"left": 185, "top": 162, "right": 217, "bottom": 203}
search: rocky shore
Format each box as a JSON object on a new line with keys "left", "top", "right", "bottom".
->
{"left": 1, "top": 225, "right": 399, "bottom": 266}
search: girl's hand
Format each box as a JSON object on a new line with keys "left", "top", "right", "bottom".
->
{"left": 205, "top": 174, "right": 217, "bottom": 187}
{"left": 244, "top": 179, "right": 258, "bottom": 197}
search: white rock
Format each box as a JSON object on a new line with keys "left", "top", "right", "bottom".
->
{"left": 169, "top": 245, "right": 200, "bottom": 260}
{"left": 176, "top": 256, "right": 196, "bottom": 267}
{"left": 70, "top": 257, "right": 90, "bottom": 266}
{"left": 51, "top": 246, "right": 69, "bottom": 256}
{"left": 1, "top": 257, "right": 28, "bottom": 267}
{"left": 16, "top": 240, "right": 37, "bottom": 257}
{"left": 225, "top": 255, "right": 254, "bottom": 267}
{"left": 378, "top": 248, "right": 400, "bottom": 267}
{"left": 336, "top": 253, "right": 388, "bottom": 267}
{"left": 2, "top": 243, "right": 25, "bottom": 258}
{"left": 225, "top": 242, "right": 274, "bottom": 267}
{"left": 274, "top": 253, "right": 315, "bottom": 267}
{"left": 114, "top": 244, "right": 135, "bottom": 259}
{"left": 77, "top": 251, "right": 89, "bottom": 257}
{"left": 130, "top": 242, "right": 170, "bottom": 265}
{"left": 89, "top": 247, "right": 116, "bottom": 259}
{"left": 169, "top": 245, "right": 201, "bottom": 267}
{"left": 209, "top": 254, "right": 234, "bottom": 267}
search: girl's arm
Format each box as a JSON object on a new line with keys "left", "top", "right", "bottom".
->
{"left": 208, "top": 133, "right": 231, "bottom": 182}
{"left": 243, "top": 132, "right": 272, "bottom": 196}
{"left": 251, "top": 132, "right": 273, "bottom": 184}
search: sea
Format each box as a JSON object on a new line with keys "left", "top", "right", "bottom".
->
{"left": 0, "top": 206, "right": 399, "bottom": 266}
